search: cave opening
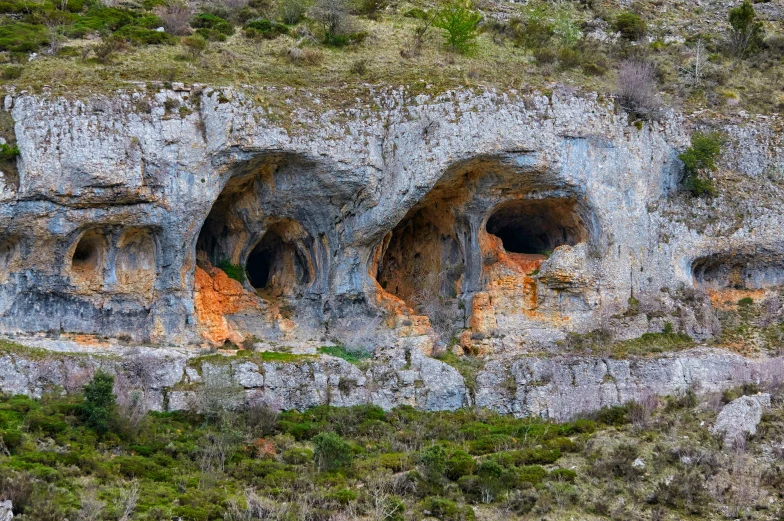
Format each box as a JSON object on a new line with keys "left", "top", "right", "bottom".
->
{"left": 70, "top": 231, "right": 107, "bottom": 287}
{"left": 246, "top": 223, "right": 313, "bottom": 297}
{"left": 485, "top": 199, "right": 586, "bottom": 255}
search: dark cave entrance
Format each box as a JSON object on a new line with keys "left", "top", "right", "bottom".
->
{"left": 485, "top": 199, "right": 586, "bottom": 254}
{"left": 246, "top": 225, "right": 312, "bottom": 295}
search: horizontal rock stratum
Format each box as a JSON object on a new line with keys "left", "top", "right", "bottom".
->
{"left": 0, "top": 85, "right": 782, "bottom": 353}
{"left": 0, "top": 340, "right": 780, "bottom": 421}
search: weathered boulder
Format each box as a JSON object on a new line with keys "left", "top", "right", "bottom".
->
{"left": 711, "top": 394, "right": 771, "bottom": 447}
{"left": 0, "top": 500, "right": 12, "bottom": 521}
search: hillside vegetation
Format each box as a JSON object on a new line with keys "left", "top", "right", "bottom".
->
{"left": 1, "top": 372, "right": 783, "bottom": 520}
{"left": 0, "top": 0, "right": 781, "bottom": 115}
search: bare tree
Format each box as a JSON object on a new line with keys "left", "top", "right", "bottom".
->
{"left": 310, "top": 0, "right": 350, "bottom": 39}
{"left": 115, "top": 480, "right": 140, "bottom": 521}
{"left": 76, "top": 488, "right": 105, "bottom": 521}
{"left": 615, "top": 60, "right": 662, "bottom": 121}
{"left": 155, "top": 2, "right": 193, "bottom": 35}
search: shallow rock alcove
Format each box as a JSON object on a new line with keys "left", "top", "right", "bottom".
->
{"left": 69, "top": 230, "right": 107, "bottom": 290}
{"left": 116, "top": 229, "right": 157, "bottom": 299}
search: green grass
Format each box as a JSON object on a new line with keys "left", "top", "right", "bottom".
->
{"left": 317, "top": 345, "right": 373, "bottom": 364}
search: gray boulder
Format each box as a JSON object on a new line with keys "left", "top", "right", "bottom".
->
{"left": 711, "top": 394, "right": 770, "bottom": 448}
{"left": 0, "top": 500, "right": 12, "bottom": 521}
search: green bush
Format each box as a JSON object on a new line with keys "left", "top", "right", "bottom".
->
{"left": 0, "top": 144, "right": 20, "bottom": 160}
{"left": 420, "top": 497, "right": 475, "bottom": 521}
{"left": 434, "top": 0, "right": 482, "bottom": 53}
{"left": 613, "top": 12, "right": 646, "bottom": 41}
{"left": 183, "top": 34, "right": 207, "bottom": 58}
{"left": 420, "top": 444, "right": 448, "bottom": 482}
{"left": 549, "top": 467, "right": 577, "bottom": 482}
{"left": 80, "top": 371, "right": 117, "bottom": 436}
{"left": 517, "top": 465, "right": 547, "bottom": 485}
{"left": 216, "top": 259, "right": 246, "bottom": 283}
{"left": 313, "top": 432, "right": 353, "bottom": 471}
{"left": 116, "top": 25, "right": 174, "bottom": 45}
{"left": 192, "top": 13, "right": 235, "bottom": 36}
{"left": 245, "top": 19, "right": 289, "bottom": 39}
{"left": 282, "top": 447, "right": 313, "bottom": 464}
{"left": 445, "top": 450, "right": 475, "bottom": 480}
{"left": 1, "top": 66, "right": 22, "bottom": 80}
{"left": 728, "top": 0, "right": 763, "bottom": 57}
{"left": 679, "top": 131, "right": 724, "bottom": 197}
{"left": 597, "top": 405, "right": 630, "bottom": 426}
{"left": 512, "top": 447, "right": 561, "bottom": 465}
{"left": 0, "top": 22, "right": 48, "bottom": 52}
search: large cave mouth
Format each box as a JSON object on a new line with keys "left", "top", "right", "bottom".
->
{"left": 246, "top": 222, "right": 313, "bottom": 297}
{"left": 485, "top": 199, "right": 586, "bottom": 254}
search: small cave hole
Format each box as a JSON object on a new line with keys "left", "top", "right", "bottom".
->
{"left": 70, "top": 232, "right": 106, "bottom": 285}
{"left": 485, "top": 199, "right": 585, "bottom": 255}
{"left": 246, "top": 226, "right": 312, "bottom": 296}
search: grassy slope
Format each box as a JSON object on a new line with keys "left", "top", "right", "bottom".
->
{"left": 0, "top": 384, "right": 782, "bottom": 520}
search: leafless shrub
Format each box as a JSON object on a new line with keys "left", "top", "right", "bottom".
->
{"left": 310, "top": 0, "right": 351, "bottom": 37}
{"left": 76, "top": 488, "right": 105, "bottom": 521}
{"left": 225, "top": 489, "right": 293, "bottom": 520}
{"left": 401, "top": 10, "right": 436, "bottom": 58}
{"left": 247, "top": 401, "right": 280, "bottom": 437}
{"left": 630, "top": 393, "right": 659, "bottom": 429}
{"left": 155, "top": 2, "right": 193, "bottom": 36}
{"left": 615, "top": 60, "right": 663, "bottom": 121}
{"left": 285, "top": 47, "right": 325, "bottom": 65}
{"left": 115, "top": 480, "right": 140, "bottom": 521}
{"left": 364, "top": 470, "right": 406, "bottom": 521}
{"left": 278, "top": 0, "right": 310, "bottom": 25}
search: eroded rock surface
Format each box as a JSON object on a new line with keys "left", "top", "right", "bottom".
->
{"left": 0, "top": 86, "right": 781, "bottom": 351}
{"left": 0, "top": 339, "right": 780, "bottom": 421}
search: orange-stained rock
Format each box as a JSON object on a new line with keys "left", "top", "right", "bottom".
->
{"left": 706, "top": 288, "right": 768, "bottom": 310}
{"left": 194, "top": 265, "right": 261, "bottom": 346}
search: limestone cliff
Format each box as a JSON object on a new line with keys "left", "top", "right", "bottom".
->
{"left": 0, "top": 85, "right": 782, "bottom": 355}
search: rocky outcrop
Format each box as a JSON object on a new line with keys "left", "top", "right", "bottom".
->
{"left": 711, "top": 393, "right": 771, "bottom": 448}
{"left": 0, "top": 85, "right": 781, "bottom": 351}
{"left": 0, "top": 500, "right": 12, "bottom": 521}
{"left": 0, "top": 339, "right": 779, "bottom": 421}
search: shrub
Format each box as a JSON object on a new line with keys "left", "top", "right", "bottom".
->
{"left": 615, "top": 59, "right": 662, "bottom": 120}
{"left": 216, "top": 259, "right": 246, "bottom": 283}
{"left": 420, "top": 444, "right": 448, "bottom": 483}
{"left": 245, "top": 18, "right": 289, "bottom": 39}
{"left": 155, "top": 2, "right": 192, "bottom": 35}
{"left": 549, "top": 468, "right": 577, "bottom": 482}
{"left": 116, "top": 25, "right": 175, "bottom": 45}
{"left": 353, "top": 0, "right": 387, "bottom": 18}
{"left": 192, "top": 13, "right": 235, "bottom": 36}
{"left": 597, "top": 405, "right": 630, "bottom": 426}
{"left": 613, "top": 12, "right": 646, "bottom": 41}
{"left": 282, "top": 447, "right": 312, "bottom": 464}
{"left": 727, "top": 0, "right": 763, "bottom": 58}
{"left": 93, "top": 35, "right": 124, "bottom": 63}
{"left": 445, "top": 450, "right": 475, "bottom": 480}
{"left": 278, "top": 0, "right": 310, "bottom": 25}
{"left": 419, "top": 497, "right": 475, "bottom": 521}
{"left": 183, "top": 34, "right": 207, "bottom": 57}
{"left": 80, "top": 371, "right": 117, "bottom": 436}
{"left": 0, "top": 144, "right": 20, "bottom": 160}
{"left": 0, "top": 22, "right": 48, "bottom": 53}
{"left": 517, "top": 465, "right": 547, "bottom": 485}
{"left": 1, "top": 65, "right": 22, "bottom": 80}
{"left": 679, "top": 131, "right": 724, "bottom": 197}
{"left": 312, "top": 432, "right": 353, "bottom": 471}
{"left": 310, "top": 0, "right": 350, "bottom": 43}
{"left": 434, "top": 0, "right": 482, "bottom": 54}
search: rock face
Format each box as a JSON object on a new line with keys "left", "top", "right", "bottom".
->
{"left": 0, "top": 340, "right": 780, "bottom": 421}
{"left": 0, "top": 500, "right": 12, "bottom": 521}
{"left": 0, "top": 85, "right": 782, "bottom": 350}
{"left": 711, "top": 394, "right": 771, "bottom": 447}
